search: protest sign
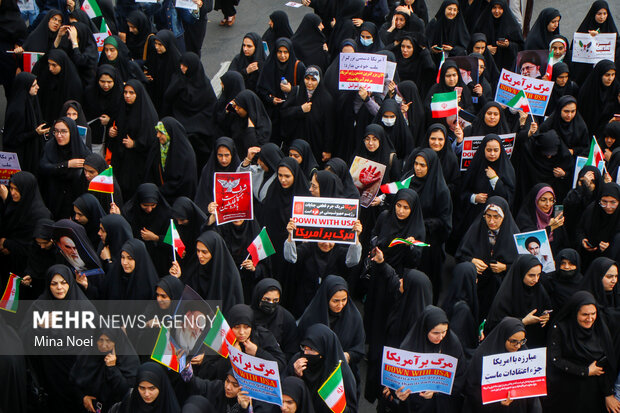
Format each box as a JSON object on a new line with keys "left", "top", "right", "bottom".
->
{"left": 339, "top": 53, "right": 387, "bottom": 93}
{"left": 291, "top": 196, "right": 359, "bottom": 244}
{"left": 227, "top": 342, "right": 283, "bottom": 406}
{"left": 350, "top": 156, "right": 386, "bottom": 207}
{"left": 170, "top": 286, "right": 214, "bottom": 359}
{"left": 93, "top": 32, "right": 109, "bottom": 52}
{"left": 0, "top": 152, "right": 21, "bottom": 185}
{"left": 494, "top": 69, "right": 554, "bottom": 117}
{"left": 515, "top": 50, "right": 549, "bottom": 79}
{"left": 381, "top": 347, "right": 458, "bottom": 395}
{"left": 572, "top": 32, "right": 616, "bottom": 64}
{"left": 460, "top": 134, "right": 515, "bottom": 171}
{"left": 573, "top": 156, "right": 605, "bottom": 188}
{"left": 214, "top": 172, "right": 253, "bottom": 225}
{"left": 514, "top": 229, "right": 555, "bottom": 273}
{"left": 481, "top": 348, "right": 547, "bottom": 404}
{"left": 447, "top": 56, "right": 479, "bottom": 85}
{"left": 53, "top": 220, "right": 104, "bottom": 276}
{"left": 176, "top": 0, "right": 198, "bottom": 9}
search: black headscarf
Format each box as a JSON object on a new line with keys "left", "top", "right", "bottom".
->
{"left": 524, "top": 8, "right": 561, "bottom": 50}
{"left": 352, "top": 124, "right": 395, "bottom": 173}
{"left": 104, "top": 239, "right": 159, "bottom": 300}
{"left": 313, "top": 170, "right": 344, "bottom": 198}
{"left": 122, "top": 183, "right": 172, "bottom": 240}
{"left": 546, "top": 248, "right": 583, "bottom": 310}
{"left": 579, "top": 257, "right": 619, "bottom": 311}
{"left": 394, "top": 80, "right": 426, "bottom": 146}
{"left": 73, "top": 192, "right": 106, "bottom": 247}
{"left": 231, "top": 89, "right": 272, "bottom": 155}
{"left": 181, "top": 395, "right": 214, "bottom": 413}
{"left": 425, "top": 60, "right": 474, "bottom": 117}
{"left": 327, "top": 0, "right": 365, "bottom": 61}
{"left": 577, "top": 1, "right": 618, "bottom": 38}
{"left": 22, "top": 9, "right": 63, "bottom": 53}
{"left": 282, "top": 377, "right": 315, "bottom": 413}
{"left": 82, "top": 152, "right": 124, "bottom": 211}
{"left": 578, "top": 60, "right": 620, "bottom": 135}
{"left": 290, "top": 139, "right": 319, "bottom": 180}
{"left": 251, "top": 278, "right": 288, "bottom": 341}
{"left": 170, "top": 197, "right": 207, "bottom": 278}
{"left": 579, "top": 182, "right": 620, "bottom": 246}
{"left": 466, "top": 102, "right": 511, "bottom": 136}
{"left": 257, "top": 37, "right": 304, "bottom": 99}
{"left": 2, "top": 72, "right": 44, "bottom": 174}
{"left": 146, "top": 30, "right": 181, "bottom": 114}
{"left": 97, "top": 35, "right": 145, "bottom": 83}
{"left": 36, "top": 48, "right": 84, "bottom": 124}
{"left": 545, "top": 62, "right": 579, "bottom": 116}
{"left": 125, "top": 10, "right": 153, "bottom": 60}
{"left": 262, "top": 10, "right": 294, "bottom": 53}
{"left": 393, "top": 34, "right": 436, "bottom": 98}
{"left": 292, "top": 13, "right": 329, "bottom": 71}
{"left": 82, "top": 65, "right": 123, "bottom": 144}
{"left": 121, "top": 362, "right": 180, "bottom": 413}
{"left": 216, "top": 71, "right": 245, "bottom": 135}
{"left": 357, "top": 22, "right": 383, "bottom": 53}
{"left": 195, "top": 136, "right": 240, "bottom": 211}
{"left": 540, "top": 96, "right": 589, "bottom": 156}
{"left": 60, "top": 99, "right": 91, "bottom": 148}
{"left": 440, "top": 262, "right": 479, "bottom": 352}
{"left": 415, "top": 123, "right": 460, "bottom": 188}
{"left": 0, "top": 0, "right": 26, "bottom": 48}
{"left": 372, "top": 99, "right": 414, "bottom": 160}
{"left": 100, "top": 214, "right": 133, "bottom": 260}
{"left": 189, "top": 231, "right": 243, "bottom": 314}
{"left": 325, "top": 158, "right": 359, "bottom": 199}
{"left": 229, "top": 32, "right": 266, "bottom": 91}
{"left": 425, "top": 0, "right": 470, "bottom": 53}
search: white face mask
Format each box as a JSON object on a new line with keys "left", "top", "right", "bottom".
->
{"left": 382, "top": 117, "right": 396, "bottom": 127}
{"left": 360, "top": 37, "right": 373, "bottom": 47}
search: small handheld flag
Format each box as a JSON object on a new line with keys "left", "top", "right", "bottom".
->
{"left": 81, "top": 0, "right": 102, "bottom": 18}
{"left": 436, "top": 52, "right": 446, "bottom": 83}
{"left": 544, "top": 50, "right": 554, "bottom": 79}
{"left": 388, "top": 237, "right": 430, "bottom": 247}
{"left": 430, "top": 91, "right": 458, "bottom": 118}
{"left": 151, "top": 325, "right": 181, "bottom": 372}
{"left": 164, "top": 219, "right": 185, "bottom": 259}
{"left": 380, "top": 176, "right": 412, "bottom": 194}
{"left": 506, "top": 89, "right": 531, "bottom": 114}
{"left": 22, "top": 52, "right": 41, "bottom": 73}
{"left": 247, "top": 227, "right": 275, "bottom": 266}
{"left": 203, "top": 309, "right": 236, "bottom": 358}
{"left": 318, "top": 361, "right": 346, "bottom": 413}
{"left": 88, "top": 167, "right": 114, "bottom": 193}
{"left": 0, "top": 273, "right": 21, "bottom": 313}
{"left": 586, "top": 137, "right": 605, "bottom": 168}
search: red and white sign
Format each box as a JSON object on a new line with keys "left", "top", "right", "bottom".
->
{"left": 214, "top": 172, "right": 253, "bottom": 225}
{"left": 338, "top": 53, "right": 387, "bottom": 93}
{"left": 481, "top": 348, "right": 546, "bottom": 404}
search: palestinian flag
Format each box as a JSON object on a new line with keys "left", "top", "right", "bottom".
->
{"left": 88, "top": 167, "right": 114, "bottom": 193}
{"left": 0, "top": 273, "right": 20, "bottom": 313}
{"left": 318, "top": 362, "right": 346, "bottom": 413}
{"left": 586, "top": 137, "right": 605, "bottom": 167}
{"left": 164, "top": 219, "right": 185, "bottom": 258}
{"left": 505, "top": 89, "right": 531, "bottom": 113}
{"left": 81, "top": 0, "right": 102, "bottom": 18}
{"left": 436, "top": 52, "right": 446, "bottom": 83}
{"left": 388, "top": 237, "right": 430, "bottom": 247}
{"left": 380, "top": 176, "right": 412, "bottom": 194}
{"left": 22, "top": 52, "right": 41, "bottom": 73}
{"left": 151, "top": 325, "right": 180, "bottom": 372}
{"left": 247, "top": 227, "right": 275, "bottom": 266}
{"left": 430, "top": 91, "right": 458, "bottom": 118}
{"left": 203, "top": 309, "right": 236, "bottom": 358}
{"left": 544, "top": 50, "right": 554, "bottom": 79}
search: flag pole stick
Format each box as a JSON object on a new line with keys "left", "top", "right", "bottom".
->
{"left": 239, "top": 253, "right": 251, "bottom": 270}
{"left": 110, "top": 192, "right": 114, "bottom": 205}
{"left": 170, "top": 219, "right": 177, "bottom": 261}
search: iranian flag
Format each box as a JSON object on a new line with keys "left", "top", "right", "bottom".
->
{"left": 23, "top": 52, "right": 41, "bottom": 73}
{"left": 318, "top": 362, "right": 346, "bottom": 413}
{"left": 0, "top": 273, "right": 20, "bottom": 313}
{"left": 506, "top": 89, "right": 531, "bottom": 113}
{"left": 380, "top": 176, "right": 412, "bottom": 194}
{"left": 163, "top": 219, "right": 185, "bottom": 258}
{"left": 89, "top": 167, "right": 114, "bottom": 193}
{"left": 436, "top": 52, "right": 446, "bottom": 83}
{"left": 203, "top": 309, "right": 236, "bottom": 358}
{"left": 388, "top": 237, "right": 430, "bottom": 247}
{"left": 247, "top": 227, "right": 275, "bottom": 266}
{"left": 430, "top": 91, "right": 458, "bottom": 118}
{"left": 586, "top": 137, "right": 605, "bottom": 167}
{"left": 151, "top": 325, "right": 180, "bottom": 372}
{"left": 544, "top": 50, "right": 554, "bottom": 79}
{"left": 81, "top": 0, "right": 102, "bottom": 18}
{"left": 100, "top": 18, "right": 112, "bottom": 35}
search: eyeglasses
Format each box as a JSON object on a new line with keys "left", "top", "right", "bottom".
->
{"left": 600, "top": 200, "right": 619, "bottom": 208}
{"left": 508, "top": 338, "right": 527, "bottom": 346}
{"left": 54, "top": 129, "right": 69, "bottom": 136}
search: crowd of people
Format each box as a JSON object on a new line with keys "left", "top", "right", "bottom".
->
{"left": 0, "top": 0, "right": 620, "bottom": 411}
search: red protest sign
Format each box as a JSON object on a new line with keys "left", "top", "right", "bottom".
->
{"left": 214, "top": 172, "right": 253, "bottom": 225}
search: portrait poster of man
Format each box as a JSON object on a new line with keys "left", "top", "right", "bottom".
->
{"left": 170, "top": 285, "right": 215, "bottom": 358}
{"left": 514, "top": 229, "right": 555, "bottom": 273}
{"left": 515, "top": 50, "right": 549, "bottom": 79}
{"left": 52, "top": 219, "right": 104, "bottom": 276}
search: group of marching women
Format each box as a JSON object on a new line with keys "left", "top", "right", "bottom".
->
{"left": 1, "top": 0, "right": 620, "bottom": 412}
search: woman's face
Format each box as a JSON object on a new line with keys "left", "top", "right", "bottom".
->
{"left": 224, "top": 375, "right": 242, "bottom": 398}
{"left": 577, "top": 304, "right": 597, "bottom": 329}
{"left": 180, "top": 63, "right": 188, "bottom": 74}
{"left": 48, "top": 14, "right": 62, "bottom": 32}
{"left": 484, "top": 139, "right": 501, "bottom": 162}
{"left": 602, "top": 265, "right": 618, "bottom": 291}
{"left": 560, "top": 259, "right": 577, "bottom": 271}
{"left": 414, "top": 155, "right": 428, "bottom": 178}
{"left": 309, "top": 175, "right": 320, "bottom": 197}
{"left": 547, "top": 16, "right": 560, "bottom": 32}
{"left": 281, "top": 394, "right": 297, "bottom": 413}
{"left": 157, "top": 131, "right": 168, "bottom": 145}
{"left": 154, "top": 39, "right": 166, "bottom": 54}
{"left": 83, "top": 165, "right": 98, "bottom": 183}
{"left": 360, "top": 30, "right": 373, "bottom": 42}
{"left": 196, "top": 241, "right": 212, "bottom": 265}
{"left": 491, "top": 4, "right": 503, "bottom": 18}
{"left": 444, "top": 67, "right": 458, "bottom": 87}
{"left": 121, "top": 251, "right": 136, "bottom": 273}
{"left": 232, "top": 323, "right": 252, "bottom": 342}
{"left": 395, "top": 199, "right": 412, "bottom": 220}
{"left": 73, "top": 205, "right": 88, "bottom": 225}
{"left": 602, "top": 69, "right": 616, "bottom": 87}
{"left": 427, "top": 323, "right": 448, "bottom": 345}
{"left": 217, "top": 146, "right": 232, "bottom": 168}
{"left": 53, "top": 121, "right": 71, "bottom": 146}
{"left": 328, "top": 290, "right": 348, "bottom": 313}
{"left": 97, "top": 333, "right": 115, "bottom": 353}
{"left": 304, "top": 75, "right": 318, "bottom": 91}
{"left": 342, "top": 45, "right": 355, "bottom": 53}
{"left": 364, "top": 134, "right": 380, "bottom": 152}
{"left": 50, "top": 274, "right": 69, "bottom": 299}
{"left": 231, "top": 100, "right": 247, "bottom": 117}
{"left": 428, "top": 130, "right": 445, "bottom": 151}
{"left": 9, "top": 182, "right": 21, "bottom": 203}
{"left": 401, "top": 39, "right": 414, "bottom": 58}
{"left": 555, "top": 72, "right": 569, "bottom": 87}
{"left": 138, "top": 381, "right": 160, "bottom": 404}
{"left": 278, "top": 166, "right": 294, "bottom": 188}
{"left": 48, "top": 59, "right": 61, "bottom": 75}
{"left": 484, "top": 208, "right": 503, "bottom": 231}
{"left": 550, "top": 41, "right": 566, "bottom": 58}
{"left": 65, "top": 106, "right": 79, "bottom": 121}
{"left": 104, "top": 44, "right": 118, "bottom": 62}
{"left": 127, "top": 21, "right": 138, "bottom": 34}
{"left": 444, "top": 3, "right": 458, "bottom": 19}
{"left": 124, "top": 85, "right": 137, "bottom": 104}
{"left": 473, "top": 41, "right": 486, "bottom": 54}
{"left": 522, "top": 265, "right": 542, "bottom": 287}
{"left": 537, "top": 191, "right": 555, "bottom": 214}
{"left": 605, "top": 134, "right": 616, "bottom": 149}
{"left": 600, "top": 195, "right": 619, "bottom": 214}
{"left": 98, "top": 223, "right": 107, "bottom": 243}
{"left": 29, "top": 79, "right": 39, "bottom": 96}
{"left": 484, "top": 107, "right": 501, "bottom": 127}
{"left": 98, "top": 74, "right": 114, "bottom": 92}
{"left": 504, "top": 331, "right": 526, "bottom": 352}
{"left": 394, "top": 14, "right": 406, "bottom": 29}
{"left": 156, "top": 286, "right": 171, "bottom": 309}
{"left": 478, "top": 58, "right": 485, "bottom": 76}
{"left": 560, "top": 102, "right": 577, "bottom": 123}
{"left": 595, "top": 8, "right": 608, "bottom": 24}
{"left": 288, "top": 149, "right": 302, "bottom": 163}
{"left": 277, "top": 46, "right": 290, "bottom": 63}
{"left": 242, "top": 37, "right": 256, "bottom": 57}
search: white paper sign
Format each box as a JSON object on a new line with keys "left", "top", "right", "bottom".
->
{"left": 572, "top": 32, "right": 616, "bottom": 64}
{"left": 338, "top": 53, "right": 387, "bottom": 93}
{"left": 176, "top": 0, "right": 198, "bottom": 10}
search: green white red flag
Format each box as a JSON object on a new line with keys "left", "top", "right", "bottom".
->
{"left": 22, "top": 52, "right": 41, "bottom": 73}
{"left": 506, "top": 89, "right": 531, "bottom": 113}
{"left": 88, "top": 167, "right": 114, "bottom": 193}
{"left": 81, "top": 0, "right": 102, "bottom": 18}
{"left": 163, "top": 219, "right": 185, "bottom": 258}
{"left": 0, "top": 273, "right": 20, "bottom": 313}
{"left": 380, "top": 176, "right": 412, "bottom": 194}
{"left": 151, "top": 325, "right": 180, "bottom": 372}
{"left": 318, "top": 361, "right": 346, "bottom": 413}
{"left": 247, "top": 227, "right": 275, "bottom": 266}
{"left": 430, "top": 91, "right": 458, "bottom": 118}
{"left": 203, "top": 309, "right": 236, "bottom": 358}
{"left": 586, "top": 137, "right": 605, "bottom": 168}
{"left": 388, "top": 237, "right": 430, "bottom": 247}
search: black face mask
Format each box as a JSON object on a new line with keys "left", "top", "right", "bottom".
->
{"left": 557, "top": 268, "right": 577, "bottom": 280}
{"left": 304, "top": 353, "right": 323, "bottom": 370}
{"left": 259, "top": 300, "right": 278, "bottom": 315}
